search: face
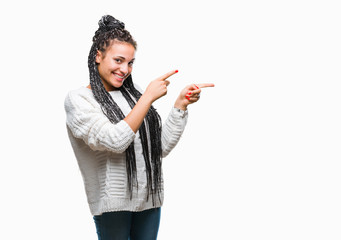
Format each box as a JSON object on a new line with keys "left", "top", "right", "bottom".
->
{"left": 96, "top": 41, "right": 136, "bottom": 91}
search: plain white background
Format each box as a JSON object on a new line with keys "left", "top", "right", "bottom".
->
{"left": 1, "top": 0, "right": 340, "bottom": 239}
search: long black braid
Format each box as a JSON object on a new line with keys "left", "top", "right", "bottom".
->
{"left": 88, "top": 15, "right": 162, "bottom": 204}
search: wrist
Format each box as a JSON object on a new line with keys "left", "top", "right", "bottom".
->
{"left": 174, "top": 98, "right": 187, "bottom": 111}
{"left": 139, "top": 93, "right": 154, "bottom": 106}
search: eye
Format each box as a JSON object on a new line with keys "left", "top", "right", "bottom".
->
{"left": 128, "top": 61, "right": 134, "bottom": 66}
{"left": 114, "top": 58, "right": 122, "bottom": 63}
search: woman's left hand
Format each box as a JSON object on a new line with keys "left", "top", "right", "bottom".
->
{"left": 174, "top": 83, "right": 215, "bottom": 111}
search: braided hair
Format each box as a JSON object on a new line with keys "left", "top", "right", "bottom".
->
{"left": 88, "top": 15, "right": 162, "bottom": 205}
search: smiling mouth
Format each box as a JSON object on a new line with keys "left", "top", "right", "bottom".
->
{"left": 113, "top": 73, "right": 126, "bottom": 81}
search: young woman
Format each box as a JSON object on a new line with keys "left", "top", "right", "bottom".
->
{"left": 64, "top": 15, "right": 214, "bottom": 240}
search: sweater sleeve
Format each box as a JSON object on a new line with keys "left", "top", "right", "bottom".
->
{"left": 161, "top": 107, "right": 188, "bottom": 158}
{"left": 64, "top": 90, "right": 136, "bottom": 153}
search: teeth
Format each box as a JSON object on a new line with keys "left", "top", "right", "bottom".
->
{"left": 114, "top": 74, "right": 124, "bottom": 79}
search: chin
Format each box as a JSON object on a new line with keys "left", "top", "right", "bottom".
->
{"left": 111, "top": 81, "right": 124, "bottom": 89}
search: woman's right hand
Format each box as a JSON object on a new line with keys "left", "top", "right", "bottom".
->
{"left": 143, "top": 70, "right": 178, "bottom": 103}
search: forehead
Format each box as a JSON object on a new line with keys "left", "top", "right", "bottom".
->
{"left": 105, "top": 41, "right": 135, "bottom": 59}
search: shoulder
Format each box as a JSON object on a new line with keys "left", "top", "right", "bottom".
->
{"left": 64, "top": 87, "right": 98, "bottom": 112}
{"left": 65, "top": 86, "right": 93, "bottom": 100}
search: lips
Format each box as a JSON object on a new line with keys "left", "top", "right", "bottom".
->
{"left": 112, "top": 72, "right": 125, "bottom": 82}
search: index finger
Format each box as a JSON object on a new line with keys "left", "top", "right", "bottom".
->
{"left": 195, "top": 83, "right": 215, "bottom": 88}
{"left": 157, "top": 70, "right": 179, "bottom": 81}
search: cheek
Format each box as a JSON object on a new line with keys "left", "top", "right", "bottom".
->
{"left": 97, "top": 64, "right": 105, "bottom": 76}
{"left": 105, "top": 64, "right": 120, "bottom": 77}
{"left": 98, "top": 63, "right": 114, "bottom": 78}
{"left": 128, "top": 66, "right": 133, "bottom": 73}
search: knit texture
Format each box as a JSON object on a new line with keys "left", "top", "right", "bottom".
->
{"left": 64, "top": 86, "right": 188, "bottom": 215}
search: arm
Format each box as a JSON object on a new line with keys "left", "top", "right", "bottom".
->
{"left": 65, "top": 70, "right": 178, "bottom": 152}
{"left": 124, "top": 70, "right": 178, "bottom": 133}
{"left": 65, "top": 90, "right": 136, "bottom": 153}
{"left": 162, "top": 107, "right": 188, "bottom": 157}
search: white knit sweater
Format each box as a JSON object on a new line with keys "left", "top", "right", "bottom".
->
{"left": 64, "top": 86, "right": 188, "bottom": 215}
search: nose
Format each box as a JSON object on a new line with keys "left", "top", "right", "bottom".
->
{"left": 120, "top": 64, "right": 129, "bottom": 75}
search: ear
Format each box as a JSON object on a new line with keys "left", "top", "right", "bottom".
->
{"left": 95, "top": 50, "right": 102, "bottom": 64}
